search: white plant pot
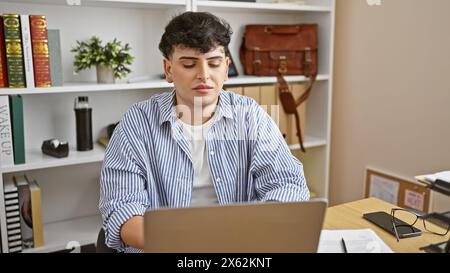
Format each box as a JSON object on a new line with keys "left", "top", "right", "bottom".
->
{"left": 96, "top": 64, "right": 115, "bottom": 84}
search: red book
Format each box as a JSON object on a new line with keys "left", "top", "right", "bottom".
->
{"left": 29, "top": 15, "right": 51, "bottom": 88}
{"left": 0, "top": 17, "right": 8, "bottom": 88}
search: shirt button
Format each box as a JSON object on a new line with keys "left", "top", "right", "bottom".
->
{"left": 216, "top": 177, "right": 221, "bottom": 183}
{"left": 210, "top": 150, "right": 215, "bottom": 156}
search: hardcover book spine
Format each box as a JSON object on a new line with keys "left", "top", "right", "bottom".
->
{"left": 20, "top": 15, "right": 35, "bottom": 88}
{"left": 14, "top": 175, "right": 34, "bottom": 249}
{"left": 3, "top": 179, "right": 23, "bottom": 253}
{"left": 0, "top": 16, "right": 9, "bottom": 88}
{"left": 29, "top": 15, "right": 51, "bottom": 88}
{"left": 9, "top": 95, "right": 25, "bottom": 165}
{"left": 0, "top": 95, "right": 14, "bottom": 167}
{"left": 3, "top": 14, "right": 26, "bottom": 88}
{"left": 28, "top": 178, "right": 44, "bottom": 247}
{"left": 47, "top": 29, "right": 63, "bottom": 86}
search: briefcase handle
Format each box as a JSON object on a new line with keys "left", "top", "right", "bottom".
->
{"left": 277, "top": 73, "right": 316, "bottom": 153}
{"left": 265, "top": 25, "right": 301, "bottom": 35}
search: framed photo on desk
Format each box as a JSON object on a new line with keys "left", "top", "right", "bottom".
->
{"left": 365, "top": 167, "right": 431, "bottom": 212}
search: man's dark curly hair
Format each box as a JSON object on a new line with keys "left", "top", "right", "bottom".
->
{"left": 159, "top": 12, "right": 233, "bottom": 59}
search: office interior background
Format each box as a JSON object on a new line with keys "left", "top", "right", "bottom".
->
{"left": 0, "top": 0, "right": 449, "bottom": 253}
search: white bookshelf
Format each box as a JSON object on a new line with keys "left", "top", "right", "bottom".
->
{"left": 0, "top": 0, "right": 335, "bottom": 253}
{"left": 22, "top": 214, "right": 102, "bottom": 253}
{"left": 0, "top": 75, "right": 329, "bottom": 95}
{"left": 194, "top": 0, "right": 336, "bottom": 202}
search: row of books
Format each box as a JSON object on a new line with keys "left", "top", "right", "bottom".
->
{"left": 3, "top": 175, "right": 43, "bottom": 253}
{"left": 0, "top": 14, "right": 63, "bottom": 89}
{"left": 0, "top": 95, "right": 25, "bottom": 166}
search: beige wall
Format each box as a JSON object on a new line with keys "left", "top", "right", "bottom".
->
{"left": 330, "top": 0, "right": 450, "bottom": 207}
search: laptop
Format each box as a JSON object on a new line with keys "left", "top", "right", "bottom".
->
{"left": 144, "top": 199, "right": 327, "bottom": 253}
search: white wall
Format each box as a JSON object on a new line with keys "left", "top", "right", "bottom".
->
{"left": 330, "top": 0, "right": 450, "bottom": 211}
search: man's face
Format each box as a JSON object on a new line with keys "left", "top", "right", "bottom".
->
{"left": 163, "top": 45, "right": 230, "bottom": 111}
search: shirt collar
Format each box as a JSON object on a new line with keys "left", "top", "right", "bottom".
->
{"left": 158, "top": 89, "right": 233, "bottom": 126}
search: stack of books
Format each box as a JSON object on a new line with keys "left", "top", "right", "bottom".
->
{"left": 0, "top": 14, "right": 62, "bottom": 89}
{"left": 2, "top": 175, "right": 44, "bottom": 252}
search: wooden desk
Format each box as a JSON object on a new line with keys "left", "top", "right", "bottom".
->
{"left": 323, "top": 198, "right": 449, "bottom": 253}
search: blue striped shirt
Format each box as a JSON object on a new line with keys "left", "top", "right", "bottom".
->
{"left": 99, "top": 89, "right": 309, "bottom": 253}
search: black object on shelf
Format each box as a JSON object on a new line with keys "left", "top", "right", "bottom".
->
{"left": 74, "top": 96, "right": 93, "bottom": 151}
{"left": 426, "top": 179, "right": 450, "bottom": 197}
{"left": 41, "top": 139, "right": 69, "bottom": 158}
{"left": 107, "top": 122, "right": 119, "bottom": 140}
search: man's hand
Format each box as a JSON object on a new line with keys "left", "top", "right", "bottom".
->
{"left": 120, "top": 215, "right": 144, "bottom": 249}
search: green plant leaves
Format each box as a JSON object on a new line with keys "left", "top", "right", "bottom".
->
{"left": 71, "top": 36, "right": 134, "bottom": 79}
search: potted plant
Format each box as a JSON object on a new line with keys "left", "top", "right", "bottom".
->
{"left": 71, "top": 36, "right": 134, "bottom": 83}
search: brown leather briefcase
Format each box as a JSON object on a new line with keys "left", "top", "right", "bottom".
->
{"left": 240, "top": 24, "right": 318, "bottom": 152}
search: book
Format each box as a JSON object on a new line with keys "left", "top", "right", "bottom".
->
{"left": 20, "top": 15, "right": 35, "bottom": 88}
{"left": 3, "top": 179, "right": 22, "bottom": 253}
{"left": 5, "top": 198, "right": 18, "bottom": 206}
{"left": 6, "top": 216, "right": 20, "bottom": 224}
{"left": 29, "top": 15, "right": 51, "bottom": 88}
{"left": 27, "top": 177, "right": 44, "bottom": 247}
{"left": 4, "top": 192, "right": 18, "bottom": 199}
{"left": 0, "top": 16, "right": 9, "bottom": 87}
{"left": 14, "top": 175, "right": 34, "bottom": 249}
{"left": 3, "top": 14, "right": 26, "bottom": 88}
{"left": 9, "top": 95, "right": 25, "bottom": 165}
{"left": 7, "top": 222, "right": 21, "bottom": 230}
{"left": 6, "top": 210, "right": 19, "bottom": 217}
{"left": 48, "top": 29, "right": 63, "bottom": 86}
{"left": 0, "top": 96, "right": 14, "bottom": 167}
{"left": 8, "top": 234, "right": 21, "bottom": 241}
{"left": 5, "top": 204, "right": 19, "bottom": 212}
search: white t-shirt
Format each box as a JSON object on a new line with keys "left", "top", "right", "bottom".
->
{"left": 179, "top": 116, "right": 219, "bottom": 207}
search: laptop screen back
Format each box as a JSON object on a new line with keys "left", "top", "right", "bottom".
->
{"left": 144, "top": 199, "right": 327, "bottom": 253}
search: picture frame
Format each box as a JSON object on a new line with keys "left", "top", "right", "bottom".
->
{"left": 365, "top": 167, "right": 430, "bottom": 212}
{"left": 225, "top": 47, "right": 239, "bottom": 77}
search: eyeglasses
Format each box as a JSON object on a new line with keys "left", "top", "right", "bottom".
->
{"left": 391, "top": 208, "right": 450, "bottom": 242}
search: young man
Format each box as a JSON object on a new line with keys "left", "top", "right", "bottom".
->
{"left": 99, "top": 12, "right": 309, "bottom": 253}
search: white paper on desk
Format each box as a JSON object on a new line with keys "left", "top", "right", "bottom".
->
{"left": 424, "top": 171, "right": 450, "bottom": 183}
{"left": 318, "top": 229, "right": 393, "bottom": 253}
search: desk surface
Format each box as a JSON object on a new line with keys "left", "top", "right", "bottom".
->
{"left": 323, "top": 198, "right": 449, "bottom": 253}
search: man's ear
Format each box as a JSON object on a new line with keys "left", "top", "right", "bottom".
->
{"left": 163, "top": 58, "right": 173, "bottom": 83}
{"left": 224, "top": 56, "right": 231, "bottom": 81}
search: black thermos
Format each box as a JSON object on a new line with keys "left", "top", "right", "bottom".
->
{"left": 74, "top": 96, "right": 93, "bottom": 151}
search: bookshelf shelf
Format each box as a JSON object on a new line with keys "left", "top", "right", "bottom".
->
{"left": 195, "top": 0, "right": 331, "bottom": 13}
{"left": 22, "top": 214, "right": 102, "bottom": 253}
{"left": 225, "top": 74, "right": 329, "bottom": 86}
{"left": 288, "top": 136, "right": 327, "bottom": 151}
{"left": 1, "top": 144, "right": 106, "bottom": 173}
{"left": 0, "top": 137, "right": 325, "bottom": 173}
{"left": 0, "top": 80, "right": 173, "bottom": 95}
{"left": 0, "top": 75, "right": 328, "bottom": 95}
